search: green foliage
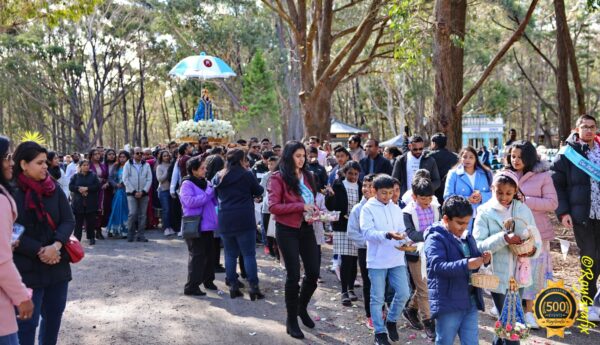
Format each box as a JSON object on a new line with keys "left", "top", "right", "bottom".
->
{"left": 235, "top": 50, "right": 280, "bottom": 137}
{"left": 0, "top": 0, "right": 102, "bottom": 34}
{"left": 389, "top": 0, "right": 430, "bottom": 71}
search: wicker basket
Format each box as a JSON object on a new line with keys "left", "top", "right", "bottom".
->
{"left": 505, "top": 217, "right": 535, "bottom": 256}
{"left": 471, "top": 254, "right": 500, "bottom": 290}
{"left": 508, "top": 236, "right": 535, "bottom": 256}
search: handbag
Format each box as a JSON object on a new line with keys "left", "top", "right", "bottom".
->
{"left": 47, "top": 214, "right": 84, "bottom": 264}
{"left": 181, "top": 215, "right": 202, "bottom": 239}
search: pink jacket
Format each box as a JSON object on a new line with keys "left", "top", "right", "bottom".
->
{"left": 518, "top": 162, "right": 559, "bottom": 241}
{"left": 0, "top": 186, "right": 30, "bottom": 336}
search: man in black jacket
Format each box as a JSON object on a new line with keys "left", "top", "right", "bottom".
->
{"left": 552, "top": 114, "right": 600, "bottom": 305}
{"left": 359, "top": 139, "right": 392, "bottom": 180}
{"left": 307, "top": 147, "right": 328, "bottom": 191}
{"left": 392, "top": 135, "right": 441, "bottom": 196}
{"left": 428, "top": 133, "right": 458, "bottom": 203}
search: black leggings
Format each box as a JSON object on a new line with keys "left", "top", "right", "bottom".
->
{"left": 185, "top": 231, "right": 216, "bottom": 292}
{"left": 340, "top": 255, "right": 358, "bottom": 293}
{"left": 358, "top": 248, "right": 371, "bottom": 317}
{"left": 276, "top": 222, "right": 320, "bottom": 316}
{"left": 573, "top": 220, "right": 600, "bottom": 303}
{"left": 74, "top": 212, "right": 96, "bottom": 241}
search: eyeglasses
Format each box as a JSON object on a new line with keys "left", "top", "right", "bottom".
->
{"left": 135, "top": 152, "right": 142, "bottom": 155}
{"left": 579, "top": 125, "right": 597, "bottom": 131}
{"left": 411, "top": 147, "right": 424, "bottom": 152}
{"left": 2, "top": 154, "right": 12, "bottom": 161}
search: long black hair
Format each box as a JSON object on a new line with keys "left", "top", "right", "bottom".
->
{"left": 104, "top": 149, "right": 117, "bottom": 166}
{"left": 454, "top": 146, "right": 492, "bottom": 185}
{"left": 506, "top": 140, "right": 538, "bottom": 174}
{"left": 47, "top": 151, "right": 62, "bottom": 181}
{"left": 0, "top": 136, "right": 11, "bottom": 191}
{"left": 278, "top": 140, "right": 316, "bottom": 196}
{"left": 219, "top": 148, "right": 246, "bottom": 180}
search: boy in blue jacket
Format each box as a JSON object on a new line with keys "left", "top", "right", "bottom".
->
{"left": 424, "top": 196, "right": 491, "bottom": 345}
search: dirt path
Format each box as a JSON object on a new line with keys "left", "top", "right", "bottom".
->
{"left": 58, "top": 230, "right": 598, "bottom": 345}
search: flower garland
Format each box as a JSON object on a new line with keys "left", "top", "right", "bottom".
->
{"left": 174, "top": 120, "right": 234, "bottom": 139}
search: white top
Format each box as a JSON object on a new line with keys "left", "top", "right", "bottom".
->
{"left": 360, "top": 198, "right": 406, "bottom": 269}
{"left": 466, "top": 171, "right": 476, "bottom": 189}
{"left": 406, "top": 152, "right": 422, "bottom": 191}
{"left": 170, "top": 163, "right": 181, "bottom": 195}
{"left": 589, "top": 142, "right": 600, "bottom": 219}
{"left": 65, "top": 162, "right": 78, "bottom": 182}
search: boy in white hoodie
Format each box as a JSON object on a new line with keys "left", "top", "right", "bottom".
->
{"left": 360, "top": 175, "right": 410, "bottom": 345}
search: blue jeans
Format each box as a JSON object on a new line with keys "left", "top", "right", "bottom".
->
{"left": 221, "top": 231, "right": 258, "bottom": 286}
{"left": 17, "top": 281, "right": 69, "bottom": 345}
{"left": 0, "top": 333, "right": 19, "bottom": 345}
{"left": 158, "top": 190, "right": 171, "bottom": 229}
{"left": 369, "top": 265, "right": 410, "bottom": 334}
{"left": 435, "top": 298, "right": 479, "bottom": 345}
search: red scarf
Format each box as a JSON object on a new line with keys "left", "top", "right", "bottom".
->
{"left": 17, "top": 173, "right": 56, "bottom": 227}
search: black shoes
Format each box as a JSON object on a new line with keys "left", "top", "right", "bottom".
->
{"left": 286, "top": 318, "right": 304, "bottom": 339}
{"left": 184, "top": 289, "right": 206, "bottom": 296}
{"left": 89, "top": 238, "right": 96, "bottom": 245}
{"left": 249, "top": 285, "right": 265, "bottom": 301}
{"left": 96, "top": 231, "right": 105, "bottom": 240}
{"left": 403, "top": 307, "right": 423, "bottom": 330}
{"left": 341, "top": 292, "right": 352, "bottom": 306}
{"left": 204, "top": 282, "right": 218, "bottom": 291}
{"left": 348, "top": 290, "right": 358, "bottom": 301}
{"left": 214, "top": 265, "right": 226, "bottom": 273}
{"left": 374, "top": 333, "right": 391, "bottom": 345}
{"left": 230, "top": 288, "right": 244, "bottom": 299}
{"left": 136, "top": 238, "right": 149, "bottom": 242}
{"left": 385, "top": 321, "right": 399, "bottom": 342}
{"left": 225, "top": 278, "right": 245, "bottom": 288}
{"left": 423, "top": 318, "right": 436, "bottom": 340}
{"left": 298, "top": 307, "right": 315, "bottom": 328}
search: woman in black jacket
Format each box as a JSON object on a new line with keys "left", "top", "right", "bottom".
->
{"left": 12, "top": 141, "right": 75, "bottom": 345}
{"left": 324, "top": 161, "right": 362, "bottom": 306}
{"left": 212, "top": 149, "right": 264, "bottom": 300}
{"left": 69, "top": 160, "right": 100, "bottom": 244}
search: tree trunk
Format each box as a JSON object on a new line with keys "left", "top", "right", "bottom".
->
{"left": 557, "top": 0, "right": 585, "bottom": 114}
{"left": 302, "top": 88, "right": 332, "bottom": 140}
{"left": 554, "top": 0, "right": 572, "bottom": 141}
{"left": 433, "top": 0, "right": 459, "bottom": 149}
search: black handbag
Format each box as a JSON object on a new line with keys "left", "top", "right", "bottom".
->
{"left": 181, "top": 215, "right": 201, "bottom": 239}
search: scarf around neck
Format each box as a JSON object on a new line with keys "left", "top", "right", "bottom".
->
{"left": 17, "top": 173, "right": 56, "bottom": 226}
{"left": 183, "top": 175, "right": 208, "bottom": 190}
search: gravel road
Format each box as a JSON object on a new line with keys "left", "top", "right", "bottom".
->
{"left": 58, "top": 230, "right": 598, "bottom": 345}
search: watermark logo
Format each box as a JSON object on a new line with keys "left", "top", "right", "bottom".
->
{"left": 533, "top": 279, "right": 578, "bottom": 338}
{"left": 572, "top": 256, "right": 597, "bottom": 334}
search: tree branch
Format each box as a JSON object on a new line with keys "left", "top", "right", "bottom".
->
{"left": 261, "top": 0, "right": 298, "bottom": 37}
{"left": 513, "top": 50, "right": 558, "bottom": 116}
{"left": 500, "top": 14, "right": 556, "bottom": 72}
{"left": 456, "top": 0, "right": 539, "bottom": 112}
{"left": 334, "top": 0, "right": 367, "bottom": 13}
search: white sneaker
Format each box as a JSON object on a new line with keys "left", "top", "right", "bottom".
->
{"left": 588, "top": 306, "right": 600, "bottom": 322}
{"left": 525, "top": 312, "right": 539, "bottom": 329}
{"left": 490, "top": 306, "right": 498, "bottom": 317}
{"left": 177, "top": 231, "right": 183, "bottom": 238}
{"left": 164, "top": 228, "right": 174, "bottom": 236}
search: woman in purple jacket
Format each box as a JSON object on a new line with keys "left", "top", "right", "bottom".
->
{"left": 179, "top": 156, "right": 219, "bottom": 296}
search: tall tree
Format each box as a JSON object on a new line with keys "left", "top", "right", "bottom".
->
{"left": 261, "top": 0, "right": 393, "bottom": 140}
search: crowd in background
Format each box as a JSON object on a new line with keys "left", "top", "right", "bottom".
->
{"left": 1, "top": 114, "right": 600, "bottom": 345}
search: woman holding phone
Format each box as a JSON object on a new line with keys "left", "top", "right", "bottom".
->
{"left": 0, "top": 136, "right": 34, "bottom": 345}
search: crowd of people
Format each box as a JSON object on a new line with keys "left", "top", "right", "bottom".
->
{"left": 1, "top": 114, "right": 600, "bottom": 345}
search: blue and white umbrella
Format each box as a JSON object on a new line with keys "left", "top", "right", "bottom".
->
{"left": 168, "top": 52, "right": 236, "bottom": 80}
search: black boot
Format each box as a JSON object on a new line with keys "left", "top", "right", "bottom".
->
{"left": 298, "top": 279, "right": 317, "bottom": 328}
{"left": 230, "top": 283, "right": 244, "bottom": 299}
{"left": 96, "top": 229, "right": 105, "bottom": 240}
{"left": 402, "top": 307, "right": 423, "bottom": 330}
{"left": 385, "top": 321, "right": 399, "bottom": 342}
{"left": 374, "top": 333, "right": 391, "bottom": 345}
{"left": 286, "top": 316, "right": 304, "bottom": 339}
{"left": 249, "top": 284, "right": 265, "bottom": 301}
{"left": 423, "top": 318, "right": 436, "bottom": 340}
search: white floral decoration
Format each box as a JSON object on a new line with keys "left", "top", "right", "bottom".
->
{"left": 174, "top": 120, "right": 235, "bottom": 139}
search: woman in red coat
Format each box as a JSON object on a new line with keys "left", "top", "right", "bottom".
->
{"left": 268, "top": 141, "right": 320, "bottom": 340}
